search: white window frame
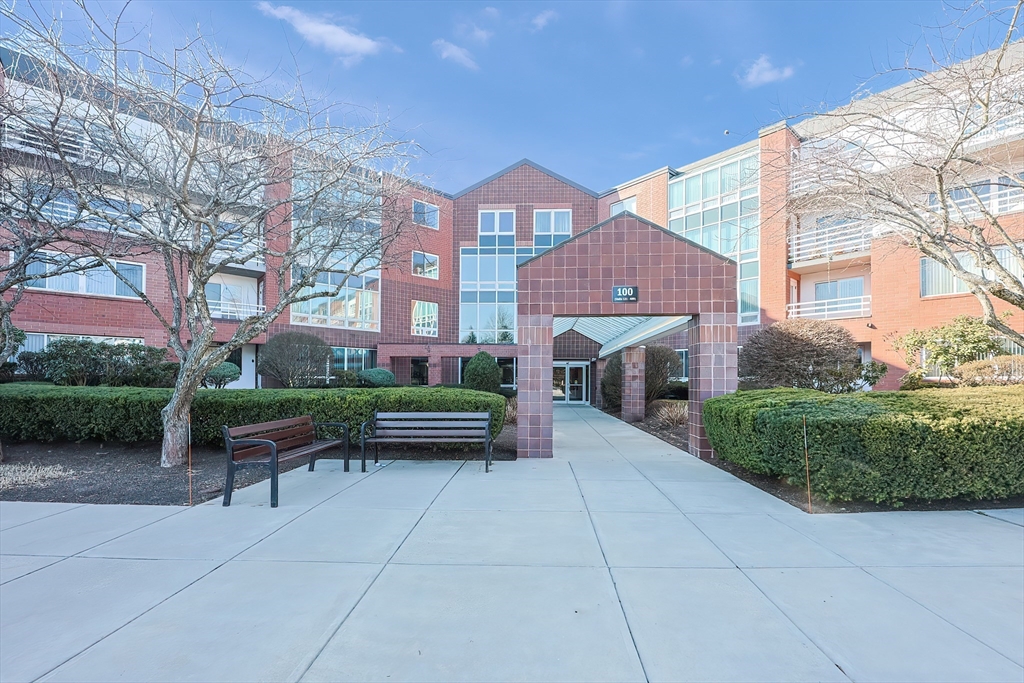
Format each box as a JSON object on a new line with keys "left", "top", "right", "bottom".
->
{"left": 26, "top": 251, "right": 146, "bottom": 299}
{"left": 411, "top": 300, "right": 439, "bottom": 337}
{"left": 533, "top": 209, "right": 572, "bottom": 246}
{"left": 412, "top": 250, "right": 440, "bottom": 280}
{"left": 478, "top": 209, "right": 516, "bottom": 237}
{"left": 610, "top": 197, "right": 637, "bottom": 216}
{"left": 412, "top": 200, "right": 439, "bottom": 229}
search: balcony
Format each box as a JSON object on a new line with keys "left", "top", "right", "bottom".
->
{"left": 209, "top": 300, "right": 265, "bottom": 320}
{"left": 787, "top": 295, "right": 871, "bottom": 320}
{"left": 212, "top": 237, "right": 266, "bottom": 275}
{"left": 789, "top": 220, "right": 872, "bottom": 264}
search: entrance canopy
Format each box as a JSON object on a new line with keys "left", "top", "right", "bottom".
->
{"left": 516, "top": 212, "right": 738, "bottom": 459}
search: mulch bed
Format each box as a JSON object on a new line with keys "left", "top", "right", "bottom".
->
{"left": 611, "top": 408, "right": 1024, "bottom": 514}
{"left": 0, "top": 425, "right": 517, "bottom": 506}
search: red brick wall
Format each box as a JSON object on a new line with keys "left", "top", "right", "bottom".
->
{"left": 553, "top": 329, "right": 601, "bottom": 360}
{"left": 598, "top": 170, "right": 670, "bottom": 227}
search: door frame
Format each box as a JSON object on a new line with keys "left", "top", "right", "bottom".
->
{"left": 553, "top": 360, "right": 590, "bottom": 405}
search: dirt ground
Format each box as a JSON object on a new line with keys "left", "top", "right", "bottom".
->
{"left": 619, "top": 410, "right": 1024, "bottom": 514}
{"left": 0, "top": 425, "right": 517, "bottom": 506}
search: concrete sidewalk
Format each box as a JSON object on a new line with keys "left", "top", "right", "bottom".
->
{"left": 1, "top": 405, "right": 1022, "bottom": 682}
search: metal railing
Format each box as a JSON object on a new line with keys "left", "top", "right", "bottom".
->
{"left": 789, "top": 221, "right": 872, "bottom": 262}
{"left": 787, "top": 295, "right": 871, "bottom": 320}
{"left": 208, "top": 300, "right": 265, "bottom": 319}
{"left": 212, "top": 238, "right": 266, "bottom": 268}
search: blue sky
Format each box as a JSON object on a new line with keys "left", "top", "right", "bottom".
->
{"left": 17, "top": 1, "right": 1013, "bottom": 193}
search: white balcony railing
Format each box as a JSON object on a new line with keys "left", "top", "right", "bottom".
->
{"left": 209, "top": 300, "right": 265, "bottom": 320}
{"left": 787, "top": 295, "right": 871, "bottom": 320}
{"left": 789, "top": 221, "right": 872, "bottom": 262}
{"left": 212, "top": 239, "right": 266, "bottom": 269}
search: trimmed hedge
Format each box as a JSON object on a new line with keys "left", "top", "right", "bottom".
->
{"left": 703, "top": 387, "right": 1024, "bottom": 504}
{"left": 0, "top": 385, "right": 506, "bottom": 446}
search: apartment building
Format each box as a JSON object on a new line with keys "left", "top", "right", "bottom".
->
{"left": 4, "top": 45, "right": 1022, "bottom": 399}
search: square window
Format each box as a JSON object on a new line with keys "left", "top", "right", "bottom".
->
{"left": 412, "top": 300, "right": 439, "bottom": 337}
{"left": 413, "top": 200, "right": 439, "bottom": 229}
{"left": 412, "top": 251, "right": 439, "bottom": 279}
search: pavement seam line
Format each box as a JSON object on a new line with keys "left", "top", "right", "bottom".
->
{"left": 0, "top": 503, "right": 87, "bottom": 532}
{"left": 287, "top": 459, "right": 469, "bottom": 683}
{"left": 568, "top": 459, "right": 651, "bottom": 683}
{"left": 27, "top": 463, "right": 400, "bottom": 682}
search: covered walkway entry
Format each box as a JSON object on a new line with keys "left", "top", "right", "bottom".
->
{"left": 516, "top": 213, "right": 738, "bottom": 459}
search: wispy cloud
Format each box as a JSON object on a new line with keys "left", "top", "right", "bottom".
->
{"left": 432, "top": 39, "right": 479, "bottom": 70}
{"left": 256, "top": 2, "right": 395, "bottom": 66}
{"left": 457, "top": 22, "right": 493, "bottom": 45}
{"left": 680, "top": 55, "right": 693, "bottom": 68}
{"left": 738, "top": 54, "right": 795, "bottom": 88}
{"left": 481, "top": 6, "right": 501, "bottom": 20}
{"left": 531, "top": 9, "right": 558, "bottom": 31}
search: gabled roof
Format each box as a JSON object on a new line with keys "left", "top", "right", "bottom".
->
{"left": 452, "top": 158, "right": 599, "bottom": 199}
{"left": 517, "top": 211, "right": 737, "bottom": 269}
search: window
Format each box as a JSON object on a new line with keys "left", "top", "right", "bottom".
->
{"left": 290, "top": 270, "right": 380, "bottom": 331}
{"left": 920, "top": 245, "right": 1024, "bottom": 297}
{"left": 668, "top": 152, "right": 761, "bottom": 325}
{"left": 478, "top": 210, "right": 515, "bottom": 247}
{"left": 413, "top": 200, "right": 439, "bottom": 229}
{"left": 412, "top": 251, "right": 439, "bottom": 279}
{"left": 609, "top": 197, "right": 636, "bottom": 216}
{"left": 204, "top": 279, "right": 261, "bottom": 319}
{"left": 460, "top": 357, "right": 517, "bottom": 387}
{"left": 673, "top": 349, "right": 689, "bottom": 380}
{"left": 26, "top": 254, "right": 144, "bottom": 298}
{"left": 812, "top": 277, "right": 865, "bottom": 315}
{"left": 331, "top": 347, "right": 377, "bottom": 373}
{"left": 411, "top": 300, "right": 439, "bottom": 337}
{"left": 533, "top": 209, "right": 572, "bottom": 248}
{"left": 14, "top": 333, "right": 143, "bottom": 363}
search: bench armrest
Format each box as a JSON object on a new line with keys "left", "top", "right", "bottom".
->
{"left": 315, "top": 422, "right": 349, "bottom": 441}
{"left": 359, "top": 420, "right": 374, "bottom": 440}
{"left": 225, "top": 437, "right": 279, "bottom": 463}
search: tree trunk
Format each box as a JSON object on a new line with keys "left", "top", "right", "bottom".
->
{"left": 160, "top": 374, "right": 204, "bottom": 467}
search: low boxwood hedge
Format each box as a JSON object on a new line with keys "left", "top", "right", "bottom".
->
{"left": 0, "top": 385, "right": 506, "bottom": 446}
{"left": 703, "top": 386, "right": 1024, "bottom": 504}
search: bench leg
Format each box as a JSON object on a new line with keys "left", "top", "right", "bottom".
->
{"left": 223, "top": 461, "right": 236, "bottom": 506}
{"left": 308, "top": 451, "right": 317, "bottom": 472}
{"left": 270, "top": 461, "right": 279, "bottom": 508}
{"left": 374, "top": 442, "right": 379, "bottom": 467}
{"left": 360, "top": 440, "right": 367, "bottom": 473}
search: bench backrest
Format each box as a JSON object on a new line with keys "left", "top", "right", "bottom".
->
{"left": 226, "top": 415, "right": 316, "bottom": 461}
{"left": 373, "top": 411, "right": 491, "bottom": 441}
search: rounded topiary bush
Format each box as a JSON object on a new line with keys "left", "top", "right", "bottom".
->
{"left": 204, "top": 362, "right": 241, "bottom": 389}
{"left": 358, "top": 368, "right": 396, "bottom": 387}
{"left": 463, "top": 351, "right": 501, "bottom": 394}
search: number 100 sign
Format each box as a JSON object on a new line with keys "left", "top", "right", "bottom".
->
{"left": 611, "top": 286, "right": 639, "bottom": 303}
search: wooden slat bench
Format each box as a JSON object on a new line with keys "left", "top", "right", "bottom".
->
{"left": 360, "top": 411, "right": 493, "bottom": 472}
{"left": 221, "top": 415, "right": 349, "bottom": 507}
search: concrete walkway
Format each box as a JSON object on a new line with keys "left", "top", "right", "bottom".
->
{"left": 1, "top": 405, "right": 1022, "bottom": 682}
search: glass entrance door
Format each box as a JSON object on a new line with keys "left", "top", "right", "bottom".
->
{"left": 552, "top": 362, "right": 589, "bottom": 404}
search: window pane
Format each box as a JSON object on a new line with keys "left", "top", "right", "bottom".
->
{"left": 498, "top": 211, "right": 514, "bottom": 233}
{"left": 720, "top": 219, "right": 738, "bottom": 255}
{"left": 461, "top": 254, "right": 478, "bottom": 282}
{"left": 115, "top": 263, "right": 142, "bottom": 296}
{"left": 685, "top": 213, "right": 701, "bottom": 230}
{"left": 668, "top": 182, "right": 684, "bottom": 210}
{"left": 702, "top": 169, "right": 719, "bottom": 199}
{"left": 668, "top": 217, "right": 684, "bottom": 234}
{"left": 740, "top": 197, "right": 759, "bottom": 215}
{"left": 479, "top": 255, "right": 496, "bottom": 281}
{"left": 721, "top": 162, "right": 739, "bottom": 193}
{"left": 497, "top": 255, "right": 515, "bottom": 282}
{"left": 85, "top": 266, "right": 115, "bottom": 295}
{"left": 740, "top": 155, "right": 759, "bottom": 186}
{"left": 480, "top": 212, "right": 495, "bottom": 233}
{"left": 535, "top": 211, "right": 551, "bottom": 234}
{"left": 739, "top": 279, "right": 759, "bottom": 314}
{"left": 720, "top": 202, "right": 738, "bottom": 220}
{"left": 425, "top": 203, "right": 439, "bottom": 228}
{"left": 26, "top": 260, "right": 47, "bottom": 288}
{"left": 702, "top": 207, "right": 719, "bottom": 225}
{"left": 685, "top": 176, "right": 700, "bottom": 205}
{"left": 554, "top": 211, "right": 571, "bottom": 233}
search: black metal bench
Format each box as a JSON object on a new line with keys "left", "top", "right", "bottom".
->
{"left": 221, "top": 415, "right": 349, "bottom": 507}
{"left": 360, "top": 411, "right": 493, "bottom": 472}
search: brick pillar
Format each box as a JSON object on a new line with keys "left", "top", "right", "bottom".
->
{"left": 517, "top": 314, "right": 554, "bottom": 458}
{"left": 593, "top": 358, "right": 607, "bottom": 408}
{"left": 428, "top": 355, "right": 443, "bottom": 386}
{"left": 687, "top": 314, "right": 737, "bottom": 459}
{"left": 377, "top": 354, "right": 392, "bottom": 373}
{"left": 621, "top": 346, "right": 646, "bottom": 423}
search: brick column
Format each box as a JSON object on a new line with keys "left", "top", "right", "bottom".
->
{"left": 621, "top": 346, "right": 646, "bottom": 423}
{"left": 516, "top": 314, "right": 553, "bottom": 458}
{"left": 428, "top": 355, "right": 443, "bottom": 386}
{"left": 687, "top": 314, "right": 737, "bottom": 459}
{"left": 593, "top": 358, "right": 607, "bottom": 408}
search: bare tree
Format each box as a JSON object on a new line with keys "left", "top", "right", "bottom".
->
{"left": 2, "top": 2, "right": 417, "bottom": 466}
{"left": 787, "top": 1, "right": 1024, "bottom": 348}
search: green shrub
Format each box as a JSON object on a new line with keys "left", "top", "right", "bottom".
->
{"left": 952, "top": 355, "right": 1024, "bottom": 386}
{"left": 257, "top": 332, "right": 333, "bottom": 388}
{"left": 358, "top": 368, "right": 395, "bottom": 387}
{"left": 204, "top": 362, "right": 241, "bottom": 389}
{"left": 0, "top": 385, "right": 506, "bottom": 445}
{"left": 703, "top": 386, "right": 1024, "bottom": 504}
{"left": 464, "top": 351, "right": 501, "bottom": 394}
{"left": 601, "top": 353, "right": 623, "bottom": 409}
{"left": 330, "top": 369, "right": 360, "bottom": 388}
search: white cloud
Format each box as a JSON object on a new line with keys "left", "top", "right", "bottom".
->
{"left": 458, "top": 22, "right": 493, "bottom": 45}
{"left": 738, "top": 54, "right": 795, "bottom": 88}
{"left": 531, "top": 9, "right": 558, "bottom": 31}
{"left": 432, "top": 39, "right": 479, "bottom": 70}
{"left": 256, "top": 2, "right": 394, "bottom": 66}
{"left": 481, "top": 6, "right": 501, "bottom": 20}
